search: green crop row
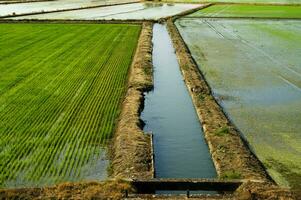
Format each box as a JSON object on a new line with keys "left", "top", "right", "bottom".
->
{"left": 188, "top": 4, "right": 301, "bottom": 18}
{"left": 0, "top": 23, "right": 141, "bottom": 187}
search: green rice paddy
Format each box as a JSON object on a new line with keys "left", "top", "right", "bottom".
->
{"left": 166, "top": 0, "right": 301, "bottom": 4}
{"left": 0, "top": 23, "right": 140, "bottom": 187}
{"left": 188, "top": 4, "right": 301, "bottom": 18}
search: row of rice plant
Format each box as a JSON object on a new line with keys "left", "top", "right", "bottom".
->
{"left": 0, "top": 23, "right": 141, "bottom": 187}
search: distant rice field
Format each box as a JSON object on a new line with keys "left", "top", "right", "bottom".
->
{"left": 188, "top": 4, "right": 301, "bottom": 18}
{"left": 166, "top": 0, "right": 301, "bottom": 4}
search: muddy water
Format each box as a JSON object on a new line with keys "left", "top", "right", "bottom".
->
{"left": 141, "top": 24, "right": 216, "bottom": 180}
{"left": 176, "top": 18, "right": 301, "bottom": 189}
{"left": 12, "top": 3, "right": 201, "bottom": 20}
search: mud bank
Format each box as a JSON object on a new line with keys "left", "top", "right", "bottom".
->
{"left": 165, "top": 19, "right": 270, "bottom": 182}
{"left": 111, "top": 22, "right": 154, "bottom": 179}
{"left": 0, "top": 180, "right": 133, "bottom": 200}
{"left": 0, "top": 180, "right": 298, "bottom": 199}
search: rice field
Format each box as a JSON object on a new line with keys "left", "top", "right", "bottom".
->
{"left": 188, "top": 4, "right": 301, "bottom": 18}
{"left": 0, "top": 0, "right": 137, "bottom": 17}
{"left": 165, "top": 0, "right": 301, "bottom": 4}
{"left": 176, "top": 18, "right": 301, "bottom": 189}
{"left": 11, "top": 3, "right": 201, "bottom": 20}
{"left": 0, "top": 23, "right": 140, "bottom": 187}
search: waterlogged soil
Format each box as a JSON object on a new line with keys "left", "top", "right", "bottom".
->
{"left": 0, "top": 0, "right": 137, "bottom": 17}
{"left": 12, "top": 3, "right": 201, "bottom": 20}
{"left": 0, "top": 23, "right": 140, "bottom": 188}
{"left": 176, "top": 18, "right": 301, "bottom": 189}
{"left": 141, "top": 24, "right": 216, "bottom": 180}
{"left": 188, "top": 4, "right": 301, "bottom": 18}
{"left": 5, "top": 150, "right": 108, "bottom": 188}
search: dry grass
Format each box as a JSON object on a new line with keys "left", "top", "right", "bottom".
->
{"left": 111, "top": 22, "right": 154, "bottom": 179}
{"left": 0, "top": 179, "right": 133, "bottom": 200}
{"left": 235, "top": 181, "right": 299, "bottom": 200}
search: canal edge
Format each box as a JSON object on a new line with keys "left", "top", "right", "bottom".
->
{"left": 165, "top": 19, "right": 272, "bottom": 183}
{"left": 111, "top": 21, "right": 155, "bottom": 180}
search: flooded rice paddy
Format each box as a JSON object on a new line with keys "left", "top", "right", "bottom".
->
{"left": 11, "top": 3, "right": 201, "bottom": 20}
{"left": 141, "top": 24, "right": 216, "bottom": 181}
{"left": 0, "top": 0, "right": 137, "bottom": 17}
{"left": 176, "top": 18, "right": 301, "bottom": 189}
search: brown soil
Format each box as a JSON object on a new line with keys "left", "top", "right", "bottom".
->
{"left": 165, "top": 19, "right": 271, "bottom": 182}
{"left": 111, "top": 22, "right": 154, "bottom": 179}
{"left": 234, "top": 181, "right": 299, "bottom": 200}
{"left": 1, "top": 180, "right": 298, "bottom": 200}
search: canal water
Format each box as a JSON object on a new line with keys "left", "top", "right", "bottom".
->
{"left": 141, "top": 24, "right": 216, "bottom": 180}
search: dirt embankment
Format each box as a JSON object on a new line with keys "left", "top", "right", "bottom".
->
{"left": 0, "top": 180, "right": 133, "bottom": 200}
{"left": 165, "top": 19, "right": 270, "bottom": 182}
{"left": 111, "top": 22, "right": 154, "bottom": 180}
{"left": 1, "top": 180, "right": 298, "bottom": 200}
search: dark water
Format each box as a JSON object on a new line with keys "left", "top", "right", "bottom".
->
{"left": 141, "top": 24, "right": 216, "bottom": 180}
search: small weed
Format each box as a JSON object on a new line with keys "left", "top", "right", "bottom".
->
{"left": 214, "top": 126, "right": 230, "bottom": 136}
{"left": 182, "top": 64, "right": 189, "bottom": 70}
{"left": 199, "top": 94, "right": 205, "bottom": 101}
{"left": 217, "top": 144, "right": 226, "bottom": 153}
{"left": 221, "top": 170, "right": 241, "bottom": 179}
{"left": 143, "top": 66, "right": 152, "bottom": 75}
{"left": 107, "top": 164, "right": 113, "bottom": 176}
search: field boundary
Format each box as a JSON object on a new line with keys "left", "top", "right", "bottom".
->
{"left": 111, "top": 22, "right": 155, "bottom": 179}
{"left": 160, "top": 3, "right": 212, "bottom": 21}
{"left": 166, "top": 19, "right": 272, "bottom": 183}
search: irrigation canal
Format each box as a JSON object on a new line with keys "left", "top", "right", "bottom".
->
{"left": 141, "top": 23, "right": 216, "bottom": 191}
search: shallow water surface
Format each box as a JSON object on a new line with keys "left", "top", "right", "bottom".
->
{"left": 0, "top": 0, "right": 137, "bottom": 17}
{"left": 141, "top": 24, "right": 216, "bottom": 180}
{"left": 176, "top": 18, "right": 301, "bottom": 189}
{"left": 12, "top": 3, "right": 201, "bottom": 20}
{"left": 5, "top": 149, "right": 108, "bottom": 188}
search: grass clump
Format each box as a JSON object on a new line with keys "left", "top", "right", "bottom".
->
{"left": 214, "top": 126, "right": 230, "bottom": 136}
{"left": 198, "top": 93, "right": 205, "bottom": 101}
{"left": 221, "top": 170, "right": 242, "bottom": 180}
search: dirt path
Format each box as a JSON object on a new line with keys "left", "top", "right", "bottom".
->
{"left": 111, "top": 22, "right": 154, "bottom": 179}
